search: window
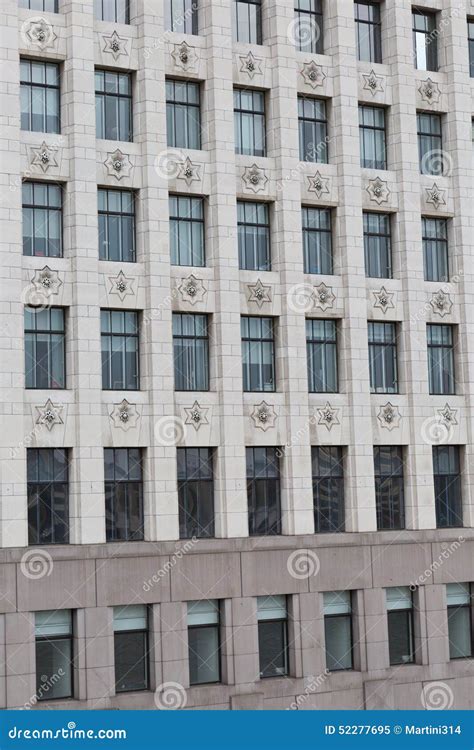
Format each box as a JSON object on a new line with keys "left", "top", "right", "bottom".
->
{"left": 447, "top": 583, "right": 473, "bottom": 659}
{"left": 433, "top": 446, "right": 463, "bottom": 528}
{"left": 114, "top": 606, "right": 149, "bottom": 692}
{"left": 233, "top": 0, "right": 262, "bottom": 44}
{"left": 166, "top": 80, "right": 201, "bottom": 150}
{"left": 312, "top": 447, "right": 345, "bottom": 533}
{"left": 298, "top": 97, "right": 328, "bottom": 163}
{"left": 94, "top": 0, "right": 129, "bottom": 22}
{"left": 422, "top": 217, "right": 448, "bottom": 282}
{"left": 359, "top": 105, "right": 386, "bottom": 170}
{"left": 27, "top": 448, "right": 69, "bottom": 545}
{"left": 247, "top": 447, "right": 281, "bottom": 536}
{"left": 178, "top": 448, "right": 214, "bottom": 539}
{"left": 302, "top": 207, "right": 332, "bottom": 275}
{"left": 413, "top": 9, "right": 437, "bottom": 71}
{"left": 417, "top": 112, "right": 442, "bottom": 175}
{"left": 386, "top": 587, "right": 415, "bottom": 665}
{"left": 20, "top": 59, "right": 60, "bottom": 134}
{"left": 257, "top": 596, "right": 288, "bottom": 678}
{"left": 238, "top": 201, "right": 270, "bottom": 271}
{"left": 374, "top": 446, "right": 405, "bottom": 530}
{"left": 323, "top": 591, "right": 353, "bottom": 671}
{"left": 170, "top": 195, "right": 205, "bottom": 267}
{"left": 363, "top": 212, "right": 391, "bottom": 279}
{"left": 98, "top": 189, "right": 135, "bottom": 263}
{"left": 101, "top": 310, "right": 139, "bottom": 390}
{"left": 35, "top": 611, "right": 73, "bottom": 701}
{"left": 427, "top": 324, "right": 455, "bottom": 395}
{"left": 23, "top": 181, "right": 62, "bottom": 258}
{"left": 104, "top": 448, "right": 144, "bottom": 542}
{"left": 241, "top": 316, "right": 275, "bottom": 392}
{"left": 294, "top": 0, "right": 323, "bottom": 54}
{"left": 306, "top": 319, "right": 338, "bottom": 393}
{"left": 173, "top": 313, "right": 209, "bottom": 391}
{"left": 234, "top": 89, "right": 265, "bottom": 157}
{"left": 20, "top": 0, "right": 57, "bottom": 9}
{"left": 469, "top": 20, "right": 474, "bottom": 78}
{"left": 355, "top": 1, "right": 382, "bottom": 62}
{"left": 95, "top": 70, "right": 132, "bottom": 142}
{"left": 25, "top": 307, "right": 65, "bottom": 389}
{"left": 165, "top": 0, "right": 198, "bottom": 33}
{"left": 188, "top": 600, "right": 221, "bottom": 685}
{"left": 368, "top": 322, "right": 398, "bottom": 394}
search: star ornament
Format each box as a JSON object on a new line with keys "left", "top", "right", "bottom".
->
{"left": 425, "top": 183, "right": 447, "bottom": 210}
{"left": 30, "top": 141, "right": 59, "bottom": 173}
{"left": 35, "top": 399, "right": 64, "bottom": 431}
{"left": 102, "top": 31, "right": 129, "bottom": 61}
{"left": 362, "top": 70, "right": 385, "bottom": 97}
{"left": 108, "top": 271, "right": 135, "bottom": 302}
{"left": 109, "top": 399, "right": 140, "bottom": 431}
{"left": 251, "top": 401, "right": 277, "bottom": 432}
{"left": 239, "top": 51, "right": 263, "bottom": 79}
{"left": 373, "top": 286, "right": 395, "bottom": 314}
{"left": 307, "top": 171, "right": 330, "bottom": 200}
{"left": 248, "top": 279, "right": 272, "bottom": 308}
{"left": 317, "top": 402, "right": 340, "bottom": 431}
{"left": 437, "top": 404, "right": 458, "bottom": 427}
{"left": 377, "top": 402, "right": 401, "bottom": 431}
{"left": 184, "top": 401, "right": 210, "bottom": 431}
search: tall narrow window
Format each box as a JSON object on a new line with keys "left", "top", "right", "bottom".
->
{"left": 447, "top": 583, "right": 473, "bottom": 659}
{"left": 238, "top": 201, "right": 270, "bottom": 271}
{"left": 386, "top": 587, "right": 415, "bottom": 665}
{"left": 178, "top": 447, "right": 214, "bottom": 539}
{"left": 355, "top": 1, "right": 382, "bottom": 63}
{"left": 302, "top": 207, "right": 332, "bottom": 275}
{"left": 101, "top": 310, "right": 139, "bottom": 390}
{"left": 95, "top": 70, "right": 132, "bottom": 142}
{"left": 35, "top": 611, "right": 73, "bottom": 701}
{"left": 234, "top": 89, "right": 265, "bottom": 157}
{"left": 363, "top": 212, "right": 391, "bottom": 279}
{"left": 298, "top": 97, "right": 328, "bottom": 163}
{"left": 114, "top": 606, "right": 149, "bottom": 692}
{"left": 165, "top": 0, "right": 198, "bottom": 34}
{"left": 422, "top": 217, "right": 448, "bottom": 282}
{"left": 294, "top": 0, "right": 323, "bottom": 54}
{"left": 20, "top": 0, "right": 58, "bottom": 9}
{"left": 23, "top": 182, "right": 62, "bottom": 258}
{"left": 306, "top": 318, "right": 338, "bottom": 393}
{"left": 427, "top": 324, "right": 455, "bottom": 395}
{"left": 257, "top": 596, "right": 288, "bottom": 678}
{"left": 469, "top": 20, "right": 474, "bottom": 78}
{"left": 359, "top": 105, "right": 386, "bottom": 169}
{"left": 417, "top": 113, "right": 443, "bottom": 175}
{"left": 166, "top": 80, "right": 201, "bottom": 150}
{"left": 312, "top": 446, "right": 345, "bottom": 533}
{"left": 433, "top": 446, "right": 463, "bottom": 528}
{"left": 374, "top": 446, "right": 405, "bottom": 530}
{"left": 232, "top": 0, "right": 262, "bottom": 44}
{"left": 98, "top": 189, "right": 135, "bottom": 263}
{"left": 104, "top": 448, "right": 144, "bottom": 542}
{"left": 241, "top": 316, "right": 275, "bottom": 392}
{"left": 247, "top": 447, "right": 281, "bottom": 536}
{"left": 27, "top": 448, "right": 69, "bottom": 545}
{"left": 25, "top": 307, "right": 65, "bottom": 389}
{"left": 323, "top": 592, "right": 353, "bottom": 671}
{"left": 173, "top": 313, "right": 209, "bottom": 391}
{"left": 20, "top": 59, "right": 60, "bottom": 134}
{"left": 94, "top": 0, "right": 129, "bottom": 22}
{"left": 413, "top": 9, "right": 438, "bottom": 71}
{"left": 170, "top": 195, "right": 205, "bottom": 267}
{"left": 188, "top": 600, "right": 221, "bottom": 685}
{"left": 368, "top": 321, "right": 398, "bottom": 394}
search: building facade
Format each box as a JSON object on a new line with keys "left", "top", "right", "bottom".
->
{"left": 0, "top": 0, "right": 473, "bottom": 710}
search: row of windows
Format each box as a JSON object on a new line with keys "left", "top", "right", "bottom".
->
{"left": 34, "top": 583, "right": 474, "bottom": 700}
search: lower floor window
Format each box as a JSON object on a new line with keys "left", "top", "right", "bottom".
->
{"left": 323, "top": 591, "right": 353, "bottom": 671}
{"left": 257, "top": 595, "right": 288, "bottom": 678}
{"left": 447, "top": 583, "right": 473, "bottom": 659}
{"left": 187, "top": 600, "right": 221, "bottom": 685}
{"left": 113, "top": 606, "right": 149, "bottom": 693}
{"left": 386, "top": 587, "right": 415, "bottom": 665}
{"left": 35, "top": 610, "right": 73, "bottom": 701}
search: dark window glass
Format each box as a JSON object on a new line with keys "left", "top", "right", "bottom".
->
{"left": 355, "top": 1, "right": 382, "bottom": 62}
{"left": 233, "top": 0, "right": 262, "bottom": 44}
{"left": 413, "top": 9, "right": 438, "bottom": 71}
{"left": 25, "top": 307, "right": 65, "bottom": 389}
{"left": 95, "top": 69, "right": 132, "bottom": 142}
{"left": 312, "top": 446, "right": 345, "bottom": 533}
{"left": 166, "top": 80, "right": 201, "bottom": 150}
{"left": 170, "top": 195, "right": 205, "bottom": 267}
{"left": 19, "top": 0, "right": 58, "bottom": 9}
{"left": 427, "top": 324, "right": 455, "bottom": 395}
{"left": 20, "top": 59, "right": 60, "bottom": 134}
{"left": 27, "top": 448, "right": 69, "bottom": 545}
{"left": 294, "top": 0, "right": 323, "bottom": 54}
{"left": 238, "top": 201, "right": 270, "bottom": 271}
{"left": 188, "top": 600, "right": 220, "bottom": 685}
{"left": 22, "top": 181, "right": 62, "bottom": 258}
{"left": 368, "top": 321, "right": 398, "bottom": 394}
{"left": 98, "top": 189, "right": 135, "bottom": 262}
{"left": 257, "top": 596, "right": 288, "bottom": 678}
{"left": 114, "top": 606, "right": 149, "bottom": 692}
{"left": 323, "top": 592, "right": 353, "bottom": 671}
{"left": 35, "top": 611, "right": 73, "bottom": 701}
{"left": 359, "top": 105, "right": 386, "bottom": 169}
{"left": 363, "top": 212, "right": 391, "bottom": 278}
{"left": 422, "top": 217, "right": 448, "bottom": 282}
{"left": 447, "top": 583, "right": 473, "bottom": 659}
{"left": 247, "top": 447, "right": 281, "bottom": 536}
{"left": 173, "top": 313, "right": 209, "bottom": 391}
{"left": 386, "top": 588, "right": 415, "bottom": 665}
{"left": 104, "top": 448, "right": 144, "bottom": 542}
{"left": 234, "top": 89, "right": 265, "bottom": 157}
{"left": 469, "top": 21, "right": 474, "bottom": 78}
{"left": 94, "top": 0, "right": 129, "bottom": 22}
{"left": 306, "top": 318, "right": 338, "bottom": 393}
{"left": 374, "top": 446, "right": 405, "bottom": 530}
{"left": 241, "top": 316, "right": 275, "bottom": 392}
{"left": 165, "top": 0, "right": 198, "bottom": 34}
{"left": 101, "top": 309, "right": 139, "bottom": 390}
{"left": 417, "top": 112, "right": 443, "bottom": 175}
{"left": 178, "top": 447, "right": 214, "bottom": 539}
{"left": 298, "top": 97, "right": 328, "bottom": 163}
{"left": 433, "top": 446, "right": 463, "bottom": 528}
{"left": 302, "top": 207, "right": 332, "bottom": 275}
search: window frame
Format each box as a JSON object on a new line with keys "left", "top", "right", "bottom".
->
{"left": 374, "top": 445, "right": 405, "bottom": 531}
{"left": 166, "top": 79, "right": 201, "bottom": 150}
{"left": 312, "top": 446, "right": 345, "bottom": 533}
{"left": 323, "top": 591, "right": 354, "bottom": 672}
{"left": 294, "top": 0, "right": 323, "bottom": 54}
{"left": 257, "top": 596, "right": 289, "bottom": 679}
{"left": 234, "top": 88, "right": 266, "bottom": 157}
{"left": 302, "top": 206, "right": 333, "bottom": 275}
{"left": 422, "top": 216, "right": 449, "bottom": 282}
{"left": 241, "top": 315, "right": 276, "bottom": 393}
{"left": 27, "top": 447, "right": 69, "bottom": 546}
{"left": 187, "top": 600, "right": 221, "bottom": 686}
{"left": 306, "top": 318, "right": 338, "bottom": 394}
{"left": 35, "top": 611, "right": 74, "bottom": 702}
{"left": 298, "top": 96, "right": 328, "bottom": 164}
{"left": 412, "top": 8, "right": 438, "bottom": 72}
{"left": 469, "top": 19, "right": 474, "bottom": 78}
{"left": 368, "top": 321, "right": 398, "bottom": 394}
{"left": 104, "top": 447, "right": 144, "bottom": 542}
{"left": 22, "top": 181, "right": 63, "bottom": 258}
{"left": 427, "top": 323, "right": 455, "bottom": 396}
{"left": 169, "top": 194, "right": 205, "bottom": 267}
{"left": 94, "top": 0, "right": 130, "bottom": 23}
{"left": 354, "top": 1, "right": 382, "bottom": 63}
{"left": 447, "top": 583, "right": 473, "bottom": 660}
{"left": 172, "top": 312, "right": 209, "bottom": 392}
{"left": 113, "top": 606, "right": 149, "bottom": 694}
{"left": 417, "top": 112, "right": 443, "bottom": 175}
{"left": 25, "top": 306, "right": 66, "bottom": 390}
{"left": 247, "top": 446, "right": 281, "bottom": 537}
{"left": 101, "top": 309, "right": 140, "bottom": 391}
{"left": 165, "top": 0, "right": 199, "bottom": 35}
{"left": 237, "top": 200, "right": 271, "bottom": 272}
{"left": 95, "top": 69, "right": 133, "bottom": 142}
{"left": 98, "top": 188, "right": 136, "bottom": 263}
{"left": 363, "top": 211, "right": 392, "bottom": 279}
{"left": 433, "top": 445, "right": 463, "bottom": 528}
{"left": 177, "top": 447, "right": 215, "bottom": 539}
{"left": 20, "top": 58, "right": 60, "bottom": 135}
{"left": 359, "top": 104, "right": 387, "bottom": 170}
{"left": 386, "top": 587, "right": 415, "bottom": 666}
{"left": 19, "top": 0, "right": 58, "bottom": 9}
{"left": 232, "top": 0, "right": 263, "bottom": 45}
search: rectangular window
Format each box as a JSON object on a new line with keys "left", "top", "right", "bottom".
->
{"left": 166, "top": 80, "right": 201, "bottom": 150}
{"left": 170, "top": 195, "right": 205, "bottom": 267}
{"left": 312, "top": 446, "right": 345, "bottom": 533}
{"left": 188, "top": 600, "right": 220, "bottom": 685}
{"left": 386, "top": 587, "right": 415, "bottom": 665}
{"left": 98, "top": 189, "right": 135, "bottom": 263}
{"left": 417, "top": 112, "right": 442, "bottom": 175}
{"left": 104, "top": 448, "right": 144, "bottom": 542}
{"left": 469, "top": 20, "right": 474, "bottom": 78}
{"left": 433, "top": 446, "right": 463, "bottom": 528}
{"left": 232, "top": 0, "right": 262, "bottom": 44}
{"left": 241, "top": 316, "right": 275, "bottom": 392}
{"left": 114, "top": 606, "right": 149, "bottom": 692}
{"left": 257, "top": 596, "right": 288, "bottom": 678}
{"left": 368, "top": 321, "right": 398, "bottom": 394}
{"left": 427, "top": 324, "right": 455, "bottom": 395}
{"left": 298, "top": 97, "right": 328, "bottom": 163}
{"left": 94, "top": 0, "right": 129, "bottom": 22}
{"left": 413, "top": 9, "right": 437, "bottom": 71}
{"left": 247, "top": 447, "right": 281, "bottom": 536}
{"left": 359, "top": 105, "right": 386, "bottom": 170}
{"left": 22, "top": 181, "right": 62, "bottom": 258}
{"left": 355, "top": 1, "right": 382, "bottom": 63}
{"left": 101, "top": 310, "right": 139, "bottom": 390}
{"left": 234, "top": 89, "right": 265, "bottom": 157}
{"left": 294, "top": 0, "right": 323, "bottom": 54}
{"left": 306, "top": 318, "right": 338, "bottom": 393}
{"left": 374, "top": 446, "right": 405, "bottom": 530}
{"left": 447, "top": 583, "right": 473, "bottom": 659}
{"left": 238, "top": 201, "right": 270, "bottom": 271}
{"left": 178, "top": 447, "right": 214, "bottom": 539}
{"left": 25, "top": 307, "right": 65, "bottom": 389}
{"left": 95, "top": 69, "right": 132, "bottom": 142}
{"left": 35, "top": 610, "right": 73, "bottom": 701}
{"left": 422, "top": 217, "right": 448, "bottom": 282}
{"left": 27, "top": 448, "right": 69, "bottom": 545}
{"left": 323, "top": 591, "right": 353, "bottom": 671}
{"left": 20, "top": 59, "right": 60, "bottom": 134}
{"left": 173, "top": 313, "right": 209, "bottom": 391}
{"left": 19, "top": 0, "right": 58, "bottom": 9}
{"left": 302, "top": 207, "right": 332, "bottom": 275}
{"left": 363, "top": 212, "right": 391, "bottom": 279}
{"left": 165, "top": 0, "right": 198, "bottom": 34}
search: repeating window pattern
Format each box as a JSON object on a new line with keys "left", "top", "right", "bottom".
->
{"left": 22, "top": 182, "right": 62, "bottom": 258}
{"left": 257, "top": 596, "right": 288, "bottom": 678}
{"left": 188, "top": 600, "right": 221, "bottom": 685}
{"left": 166, "top": 80, "right": 201, "bottom": 150}
{"left": 165, "top": 0, "right": 198, "bottom": 34}
{"left": 94, "top": 0, "right": 129, "bottom": 22}
{"left": 374, "top": 446, "right": 405, "bottom": 531}
{"left": 178, "top": 448, "right": 215, "bottom": 539}
{"left": 298, "top": 97, "right": 328, "bottom": 163}
{"left": 312, "top": 447, "right": 345, "bottom": 533}
{"left": 306, "top": 318, "right": 338, "bottom": 393}
{"left": 170, "top": 195, "right": 205, "bottom": 267}
{"left": 359, "top": 105, "right": 386, "bottom": 170}
{"left": 368, "top": 322, "right": 398, "bottom": 394}
{"left": 173, "top": 313, "right": 209, "bottom": 391}
{"left": 35, "top": 611, "right": 73, "bottom": 701}
{"left": 27, "top": 448, "right": 69, "bottom": 546}
{"left": 104, "top": 448, "right": 144, "bottom": 542}
{"left": 233, "top": 0, "right": 262, "bottom": 44}
{"left": 413, "top": 9, "right": 438, "bottom": 71}
{"left": 238, "top": 201, "right": 270, "bottom": 271}
{"left": 354, "top": 1, "right": 382, "bottom": 63}
{"left": 293, "top": 0, "right": 323, "bottom": 54}
{"left": 386, "top": 587, "right": 415, "bottom": 665}
{"left": 417, "top": 112, "right": 442, "bottom": 175}
{"left": 433, "top": 446, "right": 463, "bottom": 528}
{"left": 323, "top": 591, "right": 353, "bottom": 672}
{"left": 427, "top": 324, "right": 455, "bottom": 395}
{"left": 20, "top": 0, "right": 57, "bottom": 9}
{"left": 241, "top": 316, "right": 275, "bottom": 392}
{"left": 114, "top": 606, "right": 149, "bottom": 692}
{"left": 422, "top": 217, "right": 448, "bottom": 282}
{"left": 363, "top": 212, "right": 391, "bottom": 279}
{"left": 101, "top": 310, "right": 139, "bottom": 390}
{"left": 20, "top": 59, "right": 60, "bottom": 134}
{"left": 234, "top": 89, "right": 265, "bottom": 157}
{"left": 98, "top": 189, "right": 135, "bottom": 263}
{"left": 247, "top": 447, "right": 281, "bottom": 536}
{"left": 447, "top": 583, "right": 473, "bottom": 659}
{"left": 302, "top": 207, "right": 332, "bottom": 275}
{"left": 95, "top": 70, "right": 132, "bottom": 142}
{"left": 25, "top": 307, "right": 65, "bottom": 389}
